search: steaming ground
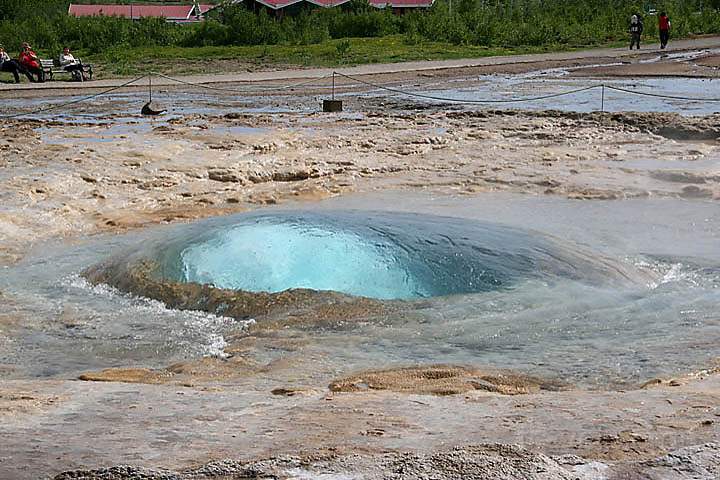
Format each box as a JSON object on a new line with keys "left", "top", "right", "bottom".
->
{"left": 1, "top": 47, "right": 720, "bottom": 479}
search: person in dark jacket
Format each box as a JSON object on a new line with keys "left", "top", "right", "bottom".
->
{"left": 658, "top": 12, "right": 671, "bottom": 49}
{"left": 0, "top": 45, "right": 21, "bottom": 83}
{"left": 629, "top": 14, "right": 644, "bottom": 50}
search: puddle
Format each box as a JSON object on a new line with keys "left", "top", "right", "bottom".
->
{"left": 378, "top": 75, "right": 720, "bottom": 115}
{"left": 619, "top": 156, "right": 720, "bottom": 172}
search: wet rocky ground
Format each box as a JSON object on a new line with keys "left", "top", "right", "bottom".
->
{"left": 2, "top": 105, "right": 719, "bottom": 266}
{"left": 49, "top": 443, "right": 720, "bottom": 480}
{"left": 1, "top": 58, "right": 720, "bottom": 479}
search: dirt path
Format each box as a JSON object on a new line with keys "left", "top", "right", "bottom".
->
{"left": 2, "top": 36, "right": 720, "bottom": 96}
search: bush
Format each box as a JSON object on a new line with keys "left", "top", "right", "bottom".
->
{"left": 1, "top": 0, "right": 719, "bottom": 59}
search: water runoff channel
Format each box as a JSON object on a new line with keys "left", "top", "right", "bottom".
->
{"left": 1, "top": 72, "right": 719, "bottom": 390}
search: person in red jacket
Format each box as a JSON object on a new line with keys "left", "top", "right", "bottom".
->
{"left": 18, "top": 42, "right": 45, "bottom": 83}
{"left": 658, "top": 12, "right": 671, "bottom": 49}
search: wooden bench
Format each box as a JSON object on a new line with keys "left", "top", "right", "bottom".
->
{"left": 40, "top": 58, "right": 93, "bottom": 81}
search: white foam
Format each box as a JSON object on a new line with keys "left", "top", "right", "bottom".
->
{"left": 63, "top": 273, "right": 254, "bottom": 358}
{"left": 284, "top": 468, "right": 359, "bottom": 480}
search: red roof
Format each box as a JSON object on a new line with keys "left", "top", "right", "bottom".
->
{"left": 68, "top": 4, "right": 214, "bottom": 21}
{"left": 251, "top": 0, "right": 433, "bottom": 9}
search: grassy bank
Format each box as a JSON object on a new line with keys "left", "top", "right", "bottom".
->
{"left": 84, "top": 36, "right": 617, "bottom": 76}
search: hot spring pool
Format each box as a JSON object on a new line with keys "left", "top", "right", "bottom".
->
{"left": 1, "top": 193, "right": 718, "bottom": 388}
{"left": 161, "top": 211, "right": 641, "bottom": 301}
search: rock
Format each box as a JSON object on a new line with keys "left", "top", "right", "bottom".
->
{"left": 80, "top": 175, "right": 98, "bottom": 183}
{"left": 270, "top": 387, "right": 316, "bottom": 397}
{"left": 650, "top": 170, "right": 708, "bottom": 184}
{"left": 329, "top": 365, "right": 568, "bottom": 396}
{"left": 247, "top": 170, "right": 273, "bottom": 184}
{"left": 680, "top": 185, "right": 713, "bottom": 199}
{"left": 640, "top": 378, "right": 663, "bottom": 389}
{"left": 141, "top": 102, "right": 167, "bottom": 116}
{"left": 208, "top": 170, "right": 244, "bottom": 183}
{"left": 639, "top": 443, "right": 720, "bottom": 479}
{"left": 272, "top": 169, "right": 311, "bottom": 182}
{"left": 78, "top": 368, "right": 174, "bottom": 384}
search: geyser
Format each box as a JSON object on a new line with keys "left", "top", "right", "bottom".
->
{"left": 142, "top": 211, "right": 637, "bottom": 300}
{"left": 180, "top": 222, "right": 426, "bottom": 300}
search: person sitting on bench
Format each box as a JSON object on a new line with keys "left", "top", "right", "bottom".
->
{"left": 18, "top": 42, "right": 44, "bottom": 82}
{"left": 0, "top": 44, "right": 21, "bottom": 83}
{"left": 59, "top": 47, "right": 87, "bottom": 81}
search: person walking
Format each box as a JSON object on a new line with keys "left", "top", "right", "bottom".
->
{"left": 658, "top": 12, "right": 671, "bottom": 49}
{"left": 0, "top": 44, "right": 21, "bottom": 83}
{"left": 629, "top": 14, "right": 643, "bottom": 50}
{"left": 18, "top": 42, "right": 45, "bottom": 83}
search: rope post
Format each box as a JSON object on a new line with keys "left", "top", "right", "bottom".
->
{"left": 323, "top": 71, "right": 343, "bottom": 112}
{"left": 601, "top": 84, "right": 605, "bottom": 113}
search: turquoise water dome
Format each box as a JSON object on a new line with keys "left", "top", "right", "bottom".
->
{"left": 180, "top": 222, "right": 426, "bottom": 300}
{"left": 171, "top": 211, "right": 626, "bottom": 301}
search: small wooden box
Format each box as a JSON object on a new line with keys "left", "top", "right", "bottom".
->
{"left": 323, "top": 100, "right": 343, "bottom": 112}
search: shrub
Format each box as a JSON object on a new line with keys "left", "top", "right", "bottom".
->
{"left": 1, "top": 0, "right": 719, "bottom": 57}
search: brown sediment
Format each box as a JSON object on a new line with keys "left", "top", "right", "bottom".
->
{"left": 571, "top": 60, "right": 719, "bottom": 78}
{"left": 78, "top": 356, "right": 262, "bottom": 385}
{"left": 0, "top": 390, "right": 62, "bottom": 415}
{"left": 328, "top": 364, "right": 569, "bottom": 396}
{"left": 695, "top": 53, "right": 720, "bottom": 68}
{"left": 78, "top": 368, "right": 175, "bottom": 384}
{"left": 83, "top": 260, "right": 396, "bottom": 328}
{"left": 447, "top": 109, "right": 720, "bottom": 142}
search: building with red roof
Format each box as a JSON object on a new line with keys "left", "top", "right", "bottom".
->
{"left": 240, "top": 0, "right": 434, "bottom": 15}
{"left": 68, "top": 4, "right": 215, "bottom": 23}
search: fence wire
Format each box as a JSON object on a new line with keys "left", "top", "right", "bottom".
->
{"left": 1, "top": 70, "right": 719, "bottom": 120}
{"left": 0, "top": 75, "right": 149, "bottom": 119}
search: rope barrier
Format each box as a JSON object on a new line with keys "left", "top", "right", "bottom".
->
{"left": 0, "top": 72, "right": 332, "bottom": 119}
{"left": 1, "top": 69, "right": 719, "bottom": 120}
{"left": 151, "top": 72, "right": 333, "bottom": 93}
{"left": 334, "top": 71, "right": 601, "bottom": 104}
{"left": 605, "top": 84, "right": 720, "bottom": 102}
{"left": 335, "top": 71, "right": 720, "bottom": 105}
{"left": 0, "top": 75, "right": 149, "bottom": 120}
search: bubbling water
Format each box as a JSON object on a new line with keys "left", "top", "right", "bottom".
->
{"left": 180, "top": 222, "right": 426, "bottom": 300}
{"left": 166, "top": 211, "right": 643, "bottom": 300}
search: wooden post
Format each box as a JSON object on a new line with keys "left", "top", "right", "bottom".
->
{"left": 323, "top": 72, "right": 343, "bottom": 112}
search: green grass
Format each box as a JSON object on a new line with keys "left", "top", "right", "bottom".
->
{"left": 84, "top": 35, "right": 626, "bottom": 77}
